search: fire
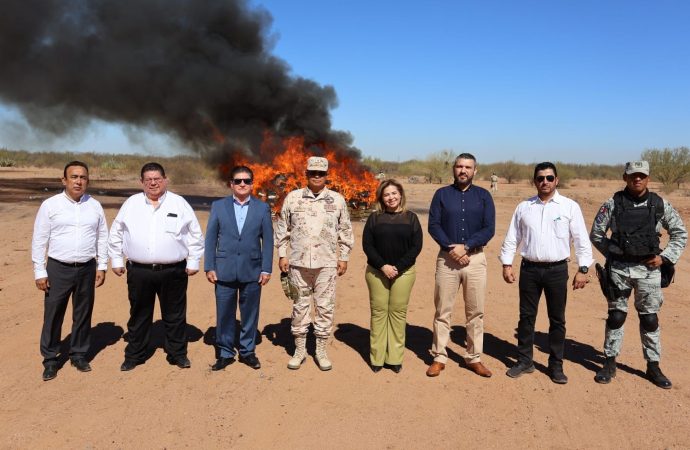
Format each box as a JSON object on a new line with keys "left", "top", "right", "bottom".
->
{"left": 219, "top": 135, "right": 379, "bottom": 215}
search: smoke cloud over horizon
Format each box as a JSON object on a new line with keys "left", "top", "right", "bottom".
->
{"left": 0, "top": 0, "right": 359, "bottom": 161}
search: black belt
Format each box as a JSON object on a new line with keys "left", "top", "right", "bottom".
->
{"left": 610, "top": 254, "right": 653, "bottom": 263}
{"left": 443, "top": 246, "right": 484, "bottom": 255}
{"left": 521, "top": 259, "right": 567, "bottom": 268}
{"left": 48, "top": 257, "right": 94, "bottom": 267}
{"left": 127, "top": 260, "right": 186, "bottom": 271}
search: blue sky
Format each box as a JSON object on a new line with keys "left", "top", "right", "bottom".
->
{"left": 2, "top": 0, "right": 689, "bottom": 164}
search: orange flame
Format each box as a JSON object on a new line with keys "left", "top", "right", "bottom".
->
{"left": 219, "top": 135, "right": 379, "bottom": 214}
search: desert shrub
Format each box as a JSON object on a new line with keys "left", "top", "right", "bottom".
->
{"left": 641, "top": 147, "right": 690, "bottom": 192}
{"left": 100, "top": 158, "right": 126, "bottom": 170}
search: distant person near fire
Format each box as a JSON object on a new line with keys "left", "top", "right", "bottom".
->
{"left": 590, "top": 160, "right": 687, "bottom": 389}
{"left": 275, "top": 156, "right": 354, "bottom": 371}
{"left": 426, "top": 153, "right": 496, "bottom": 378}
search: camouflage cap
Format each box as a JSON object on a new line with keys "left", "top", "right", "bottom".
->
{"left": 306, "top": 156, "right": 328, "bottom": 171}
{"left": 624, "top": 160, "right": 650, "bottom": 176}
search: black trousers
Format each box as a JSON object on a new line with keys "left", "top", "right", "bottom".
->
{"left": 517, "top": 261, "right": 569, "bottom": 367}
{"left": 125, "top": 261, "right": 189, "bottom": 362}
{"left": 41, "top": 258, "right": 96, "bottom": 367}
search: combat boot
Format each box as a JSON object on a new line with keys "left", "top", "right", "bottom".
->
{"left": 646, "top": 361, "right": 672, "bottom": 389}
{"left": 315, "top": 337, "right": 332, "bottom": 371}
{"left": 594, "top": 356, "right": 616, "bottom": 384}
{"left": 287, "top": 335, "right": 307, "bottom": 370}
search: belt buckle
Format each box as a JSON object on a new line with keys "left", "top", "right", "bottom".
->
{"left": 152, "top": 263, "right": 162, "bottom": 271}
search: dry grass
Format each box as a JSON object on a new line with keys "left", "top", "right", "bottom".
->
{"left": 0, "top": 148, "right": 216, "bottom": 183}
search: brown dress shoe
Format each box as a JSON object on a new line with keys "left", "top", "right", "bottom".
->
{"left": 467, "top": 361, "right": 492, "bottom": 378}
{"left": 426, "top": 361, "right": 445, "bottom": 377}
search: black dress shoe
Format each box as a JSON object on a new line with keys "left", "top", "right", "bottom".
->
{"left": 42, "top": 366, "right": 58, "bottom": 381}
{"left": 167, "top": 355, "right": 191, "bottom": 369}
{"left": 120, "top": 359, "right": 139, "bottom": 371}
{"left": 211, "top": 357, "right": 235, "bottom": 371}
{"left": 371, "top": 365, "right": 383, "bottom": 373}
{"left": 239, "top": 353, "right": 261, "bottom": 369}
{"left": 389, "top": 364, "right": 402, "bottom": 374}
{"left": 549, "top": 366, "right": 568, "bottom": 384}
{"left": 70, "top": 358, "right": 92, "bottom": 372}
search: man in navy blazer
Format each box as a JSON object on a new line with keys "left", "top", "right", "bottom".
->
{"left": 205, "top": 165, "right": 274, "bottom": 371}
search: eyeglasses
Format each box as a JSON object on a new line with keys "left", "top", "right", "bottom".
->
{"left": 307, "top": 170, "right": 327, "bottom": 178}
{"left": 232, "top": 178, "right": 253, "bottom": 185}
{"left": 535, "top": 175, "right": 556, "bottom": 183}
{"left": 143, "top": 177, "right": 164, "bottom": 185}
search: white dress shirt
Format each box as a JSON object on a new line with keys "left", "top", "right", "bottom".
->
{"left": 499, "top": 191, "right": 593, "bottom": 267}
{"left": 108, "top": 191, "right": 204, "bottom": 270}
{"left": 32, "top": 192, "right": 109, "bottom": 280}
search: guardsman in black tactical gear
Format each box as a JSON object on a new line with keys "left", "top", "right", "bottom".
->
{"left": 590, "top": 160, "right": 687, "bottom": 389}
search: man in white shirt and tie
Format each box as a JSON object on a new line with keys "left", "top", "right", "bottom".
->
{"left": 108, "top": 162, "right": 204, "bottom": 371}
{"left": 32, "top": 161, "right": 109, "bottom": 381}
{"left": 499, "top": 162, "right": 593, "bottom": 384}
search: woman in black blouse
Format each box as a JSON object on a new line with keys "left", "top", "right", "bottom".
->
{"left": 363, "top": 179, "right": 423, "bottom": 373}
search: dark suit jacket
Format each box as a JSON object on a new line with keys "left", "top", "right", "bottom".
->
{"left": 204, "top": 195, "right": 274, "bottom": 283}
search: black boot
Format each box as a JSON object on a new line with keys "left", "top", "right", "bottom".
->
{"left": 594, "top": 356, "right": 616, "bottom": 384}
{"left": 646, "top": 361, "right": 672, "bottom": 389}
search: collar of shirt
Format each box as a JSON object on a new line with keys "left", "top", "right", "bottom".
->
{"left": 303, "top": 187, "right": 329, "bottom": 199}
{"left": 144, "top": 190, "right": 167, "bottom": 206}
{"left": 530, "top": 190, "right": 562, "bottom": 205}
{"left": 62, "top": 191, "right": 89, "bottom": 204}
{"left": 233, "top": 195, "right": 251, "bottom": 206}
{"left": 452, "top": 183, "right": 474, "bottom": 193}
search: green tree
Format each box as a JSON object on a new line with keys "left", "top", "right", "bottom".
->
{"left": 425, "top": 149, "right": 455, "bottom": 184}
{"left": 501, "top": 160, "right": 528, "bottom": 184}
{"left": 641, "top": 147, "right": 690, "bottom": 191}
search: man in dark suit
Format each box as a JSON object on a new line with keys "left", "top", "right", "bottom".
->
{"left": 205, "top": 165, "right": 274, "bottom": 371}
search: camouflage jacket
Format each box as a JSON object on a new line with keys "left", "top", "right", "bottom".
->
{"left": 590, "top": 193, "right": 687, "bottom": 265}
{"left": 275, "top": 187, "right": 354, "bottom": 268}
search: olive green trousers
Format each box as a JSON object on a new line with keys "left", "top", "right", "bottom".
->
{"left": 365, "top": 265, "right": 416, "bottom": 366}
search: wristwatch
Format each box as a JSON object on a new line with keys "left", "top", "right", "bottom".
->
{"left": 578, "top": 266, "right": 588, "bottom": 274}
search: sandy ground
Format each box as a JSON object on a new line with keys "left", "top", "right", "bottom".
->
{"left": 1, "top": 167, "right": 689, "bottom": 449}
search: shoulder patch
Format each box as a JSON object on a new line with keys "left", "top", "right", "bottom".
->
{"left": 595, "top": 205, "right": 608, "bottom": 223}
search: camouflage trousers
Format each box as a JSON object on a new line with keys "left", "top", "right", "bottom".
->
{"left": 289, "top": 266, "right": 338, "bottom": 338}
{"left": 604, "top": 263, "right": 663, "bottom": 362}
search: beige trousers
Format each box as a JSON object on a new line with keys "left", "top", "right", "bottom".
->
{"left": 431, "top": 250, "right": 487, "bottom": 364}
{"left": 289, "top": 266, "right": 338, "bottom": 338}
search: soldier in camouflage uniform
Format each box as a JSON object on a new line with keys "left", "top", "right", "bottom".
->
{"left": 275, "top": 156, "right": 354, "bottom": 371}
{"left": 590, "top": 160, "right": 687, "bottom": 389}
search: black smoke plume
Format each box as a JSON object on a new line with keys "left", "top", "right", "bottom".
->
{"left": 0, "top": 0, "right": 358, "bottom": 161}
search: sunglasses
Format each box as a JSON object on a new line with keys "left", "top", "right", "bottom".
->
{"left": 232, "top": 178, "right": 253, "bottom": 185}
{"left": 307, "top": 170, "right": 327, "bottom": 178}
{"left": 535, "top": 175, "right": 556, "bottom": 183}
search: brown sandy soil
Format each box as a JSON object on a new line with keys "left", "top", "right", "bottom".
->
{"left": 1, "top": 167, "right": 689, "bottom": 449}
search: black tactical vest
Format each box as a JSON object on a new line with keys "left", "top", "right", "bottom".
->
{"left": 612, "top": 190, "right": 663, "bottom": 257}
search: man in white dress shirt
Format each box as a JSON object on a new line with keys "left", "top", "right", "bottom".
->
{"left": 109, "top": 162, "right": 204, "bottom": 371}
{"left": 32, "top": 161, "right": 109, "bottom": 381}
{"left": 499, "top": 162, "right": 593, "bottom": 384}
